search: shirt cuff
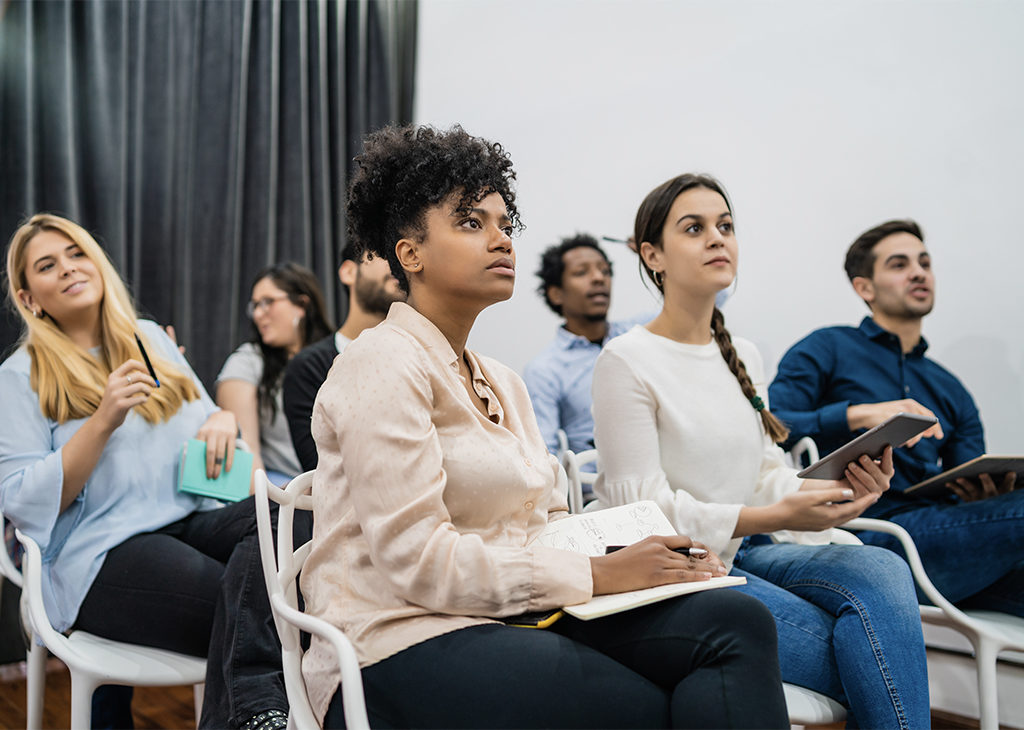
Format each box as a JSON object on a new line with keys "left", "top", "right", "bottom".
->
{"left": 818, "top": 400, "right": 852, "bottom": 438}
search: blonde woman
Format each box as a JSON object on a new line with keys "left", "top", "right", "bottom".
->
{"left": 0, "top": 214, "right": 289, "bottom": 729}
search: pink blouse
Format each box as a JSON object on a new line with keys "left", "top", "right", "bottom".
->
{"left": 300, "top": 302, "right": 593, "bottom": 721}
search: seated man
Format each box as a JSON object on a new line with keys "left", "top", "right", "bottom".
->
{"left": 283, "top": 243, "right": 404, "bottom": 471}
{"left": 770, "top": 219, "right": 1023, "bottom": 616}
{"left": 523, "top": 234, "right": 647, "bottom": 461}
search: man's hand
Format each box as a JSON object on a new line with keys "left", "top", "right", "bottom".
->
{"left": 846, "top": 399, "right": 943, "bottom": 447}
{"left": 947, "top": 472, "right": 1016, "bottom": 502}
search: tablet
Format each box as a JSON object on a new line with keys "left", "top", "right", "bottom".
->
{"left": 904, "top": 454, "right": 1024, "bottom": 499}
{"left": 796, "top": 413, "right": 938, "bottom": 481}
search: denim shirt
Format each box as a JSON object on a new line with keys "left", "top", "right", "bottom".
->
{"left": 0, "top": 320, "right": 222, "bottom": 630}
{"left": 523, "top": 315, "right": 650, "bottom": 457}
{"left": 768, "top": 316, "right": 984, "bottom": 518}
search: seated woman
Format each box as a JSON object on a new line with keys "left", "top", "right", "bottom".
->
{"left": 0, "top": 214, "right": 290, "bottom": 730}
{"left": 216, "top": 263, "right": 332, "bottom": 484}
{"left": 591, "top": 174, "right": 930, "bottom": 729}
{"left": 300, "top": 125, "right": 790, "bottom": 729}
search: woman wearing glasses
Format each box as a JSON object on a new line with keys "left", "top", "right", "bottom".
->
{"left": 216, "top": 263, "right": 332, "bottom": 483}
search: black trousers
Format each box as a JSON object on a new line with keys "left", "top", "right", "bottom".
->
{"left": 324, "top": 588, "right": 789, "bottom": 729}
{"left": 75, "top": 497, "right": 313, "bottom": 728}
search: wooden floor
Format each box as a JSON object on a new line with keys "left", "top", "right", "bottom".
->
{"left": 0, "top": 659, "right": 195, "bottom": 729}
{"left": 0, "top": 658, "right": 991, "bottom": 730}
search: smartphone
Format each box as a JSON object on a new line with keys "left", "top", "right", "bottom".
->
{"left": 797, "top": 412, "right": 937, "bottom": 481}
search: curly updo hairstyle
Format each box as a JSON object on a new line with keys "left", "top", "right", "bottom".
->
{"left": 346, "top": 124, "right": 523, "bottom": 293}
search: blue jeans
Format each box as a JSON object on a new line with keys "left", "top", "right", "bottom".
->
{"left": 857, "top": 488, "right": 1024, "bottom": 616}
{"left": 732, "top": 541, "right": 930, "bottom": 730}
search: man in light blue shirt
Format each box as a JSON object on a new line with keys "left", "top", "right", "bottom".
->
{"left": 524, "top": 235, "right": 648, "bottom": 465}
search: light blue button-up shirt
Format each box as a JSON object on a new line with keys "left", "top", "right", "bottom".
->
{"left": 524, "top": 315, "right": 650, "bottom": 459}
{"left": 0, "top": 320, "right": 223, "bottom": 631}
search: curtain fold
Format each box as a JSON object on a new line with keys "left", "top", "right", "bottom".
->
{"left": 0, "top": 0, "right": 417, "bottom": 386}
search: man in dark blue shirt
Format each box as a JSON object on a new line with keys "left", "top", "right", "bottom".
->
{"left": 770, "top": 219, "right": 1023, "bottom": 617}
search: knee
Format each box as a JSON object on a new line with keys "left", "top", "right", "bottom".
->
{"left": 843, "top": 546, "right": 919, "bottom": 611}
{"left": 696, "top": 589, "right": 779, "bottom": 652}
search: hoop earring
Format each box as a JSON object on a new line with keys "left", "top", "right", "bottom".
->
{"left": 653, "top": 270, "right": 664, "bottom": 288}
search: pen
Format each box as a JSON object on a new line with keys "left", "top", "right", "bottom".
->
{"left": 134, "top": 332, "right": 161, "bottom": 387}
{"left": 601, "top": 235, "right": 630, "bottom": 244}
{"left": 605, "top": 545, "right": 709, "bottom": 558}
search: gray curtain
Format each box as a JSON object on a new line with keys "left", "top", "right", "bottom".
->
{"left": 0, "top": 0, "right": 416, "bottom": 386}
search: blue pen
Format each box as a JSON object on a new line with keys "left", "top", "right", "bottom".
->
{"left": 134, "top": 332, "right": 161, "bottom": 387}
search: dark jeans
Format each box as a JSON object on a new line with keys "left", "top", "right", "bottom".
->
{"left": 858, "top": 487, "right": 1024, "bottom": 617}
{"left": 75, "top": 497, "right": 313, "bottom": 728}
{"left": 324, "top": 589, "right": 788, "bottom": 729}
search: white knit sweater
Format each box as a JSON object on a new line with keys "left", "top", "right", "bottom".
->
{"left": 592, "top": 325, "right": 831, "bottom": 567}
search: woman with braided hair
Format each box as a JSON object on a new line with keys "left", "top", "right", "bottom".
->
{"left": 591, "top": 173, "right": 931, "bottom": 730}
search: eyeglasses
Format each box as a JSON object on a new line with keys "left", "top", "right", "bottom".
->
{"left": 246, "top": 295, "right": 290, "bottom": 318}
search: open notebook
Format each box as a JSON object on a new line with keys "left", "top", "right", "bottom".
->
{"left": 533, "top": 501, "right": 745, "bottom": 620}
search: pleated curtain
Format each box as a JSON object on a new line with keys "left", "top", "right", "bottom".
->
{"left": 0, "top": 0, "right": 417, "bottom": 385}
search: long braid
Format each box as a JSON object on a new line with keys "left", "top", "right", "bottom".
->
{"left": 710, "top": 308, "right": 790, "bottom": 443}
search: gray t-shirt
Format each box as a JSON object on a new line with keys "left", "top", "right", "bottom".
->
{"left": 216, "top": 342, "right": 302, "bottom": 477}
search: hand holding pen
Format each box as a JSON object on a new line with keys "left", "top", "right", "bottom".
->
{"left": 590, "top": 535, "right": 727, "bottom": 596}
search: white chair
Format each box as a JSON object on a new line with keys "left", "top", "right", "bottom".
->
{"left": 845, "top": 516, "right": 1024, "bottom": 730}
{"left": 1, "top": 511, "right": 47, "bottom": 730}
{"left": 793, "top": 434, "right": 1024, "bottom": 729}
{"left": 16, "top": 529, "right": 206, "bottom": 730}
{"left": 555, "top": 428, "right": 569, "bottom": 463}
{"left": 560, "top": 448, "right": 599, "bottom": 515}
{"left": 253, "top": 469, "right": 369, "bottom": 730}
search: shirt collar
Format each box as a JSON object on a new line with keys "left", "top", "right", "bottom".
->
{"left": 386, "top": 301, "right": 460, "bottom": 369}
{"left": 858, "top": 316, "right": 929, "bottom": 357}
{"left": 554, "top": 322, "right": 608, "bottom": 350}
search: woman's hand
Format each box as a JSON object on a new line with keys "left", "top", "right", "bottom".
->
{"left": 196, "top": 409, "right": 238, "bottom": 479}
{"left": 826, "top": 446, "right": 894, "bottom": 500}
{"left": 93, "top": 360, "right": 156, "bottom": 432}
{"left": 769, "top": 484, "right": 878, "bottom": 531}
{"left": 589, "top": 535, "right": 727, "bottom": 596}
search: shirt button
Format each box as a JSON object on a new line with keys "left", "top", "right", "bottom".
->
{"left": 524, "top": 501, "right": 534, "bottom": 511}
{"left": 524, "top": 458, "right": 532, "bottom": 467}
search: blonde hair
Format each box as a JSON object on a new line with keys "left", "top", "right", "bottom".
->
{"left": 5, "top": 213, "right": 199, "bottom": 424}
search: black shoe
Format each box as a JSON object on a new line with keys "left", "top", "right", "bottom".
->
{"left": 241, "top": 709, "right": 288, "bottom": 730}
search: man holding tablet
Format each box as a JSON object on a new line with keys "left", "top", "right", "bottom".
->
{"left": 769, "top": 219, "right": 1023, "bottom": 617}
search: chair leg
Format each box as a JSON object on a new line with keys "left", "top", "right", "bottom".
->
{"left": 25, "top": 640, "right": 46, "bottom": 730}
{"left": 975, "top": 638, "right": 999, "bottom": 730}
{"left": 193, "top": 683, "right": 205, "bottom": 728}
{"left": 69, "top": 674, "right": 99, "bottom": 730}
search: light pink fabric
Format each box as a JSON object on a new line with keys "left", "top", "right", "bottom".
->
{"left": 301, "top": 302, "right": 592, "bottom": 722}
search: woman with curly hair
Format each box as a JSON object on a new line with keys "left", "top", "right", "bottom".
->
{"left": 216, "top": 262, "right": 332, "bottom": 483}
{"left": 300, "top": 125, "right": 790, "bottom": 729}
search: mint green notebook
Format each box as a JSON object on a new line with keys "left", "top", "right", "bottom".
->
{"left": 178, "top": 439, "right": 253, "bottom": 502}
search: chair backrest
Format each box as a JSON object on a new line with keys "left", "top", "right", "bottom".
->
{"left": 0, "top": 512, "right": 23, "bottom": 588}
{"left": 786, "top": 436, "right": 819, "bottom": 470}
{"left": 254, "top": 469, "right": 369, "bottom": 730}
{"left": 16, "top": 529, "right": 99, "bottom": 669}
{"left": 560, "top": 449, "right": 599, "bottom": 514}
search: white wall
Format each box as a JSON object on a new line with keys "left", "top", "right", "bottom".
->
{"left": 415, "top": 0, "right": 1024, "bottom": 452}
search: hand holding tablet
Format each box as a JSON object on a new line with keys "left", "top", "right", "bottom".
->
{"left": 797, "top": 413, "right": 939, "bottom": 481}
